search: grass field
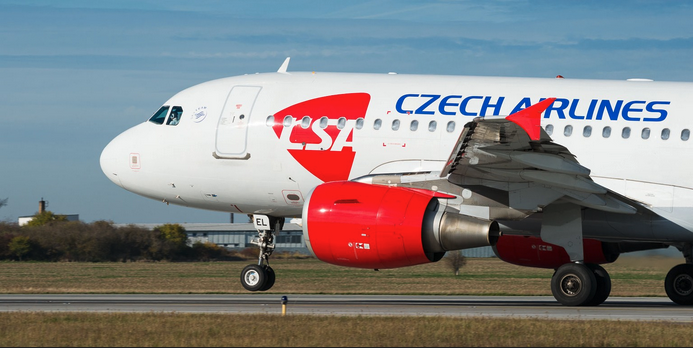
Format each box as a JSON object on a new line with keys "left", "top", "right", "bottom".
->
{"left": 0, "top": 255, "right": 682, "bottom": 296}
{"left": 0, "top": 255, "right": 690, "bottom": 347}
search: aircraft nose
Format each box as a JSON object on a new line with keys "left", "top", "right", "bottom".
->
{"left": 100, "top": 135, "right": 125, "bottom": 188}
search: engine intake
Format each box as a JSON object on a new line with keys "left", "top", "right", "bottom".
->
{"left": 302, "top": 181, "right": 499, "bottom": 269}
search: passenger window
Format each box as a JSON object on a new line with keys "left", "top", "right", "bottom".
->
{"left": 410, "top": 120, "right": 419, "bottom": 131}
{"left": 622, "top": 127, "right": 631, "bottom": 139}
{"left": 682, "top": 129, "right": 690, "bottom": 141}
{"left": 392, "top": 119, "right": 400, "bottom": 131}
{"left": 641, "top": 128, "right": 650, "bottom": 139}
{"left": 545, "top": 124, "right": 554, "bottom": 136}
{"left": 283, "top": 115, "right": 293, "bottom": 127}
{"left": 602, "top": 126, "right": 611, "bottom": 138}
{"left": 583, "top": 126, "right": 592, "bottom": 137}
{"left": 148, "top": 106, "right": 170, "bottom": 125}
{"left": 166, "top": 106, "right": 183, "bottom": 126}
{"left": 301, "top": 116, "right": 311, "bottom": 129}
{"left": 428, "top": 120, "right": 437, "bottom": 132}
{"left": 661, "top": 128, "right": 670, "bottom": 140}
{"left": 319, "top": 116, "right": 328, "bottom": 129}
{"left": 564, "top": 125, "right": 573, "bottom": 137}
{"left": 446, "top": 121, "right": 455, "bottom": 133}
{"left": 374, "top": 119, "right": 382, "bottom": 130}
{"left": 265, "top": 115, "right": 274, "bottom": 127}
{"left": 355, "top": 118, "right": 364, "bottom": 130}
{"left": 337, "top": 117, "right": 346, "bottom": 130}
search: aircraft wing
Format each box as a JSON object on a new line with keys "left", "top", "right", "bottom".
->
{"left": 441, "top": 98, "right": 638, "bottom": 215}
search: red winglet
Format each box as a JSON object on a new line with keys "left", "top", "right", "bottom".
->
{"left": 505, "top": 98, "right": 556, "bottom": 141}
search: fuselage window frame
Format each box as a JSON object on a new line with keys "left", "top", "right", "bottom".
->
{"left": 166, "top": 106, "right": 183, "bottom": 126}
{"left": 300, "top": 116, "right": 311, "bottom": 129}
{"left": 564, "top": 125, "right": 573, "bottom": 137}
{"left": 583, "top": 125, "right": 592, "bottom": 138}
{"left": 602, "top": 126, "right": 611, "bottom": 138}
{"left": 661, "top": 128, "right": 671, "bottom": 140}
{"left": 355, "top": 118, "right": 364, "bottom": 130}
{"left": 446, "top": 121, "right": 455, "bottom": 133}
{"left": 545, "top": 124, "right": 554, "bottom": 136}
{"left": 148, "top": 106, "right": 170, "bottom": 125}
{"left": 641, "top": 128, "right": 651, "bottom": 139}
{"left": 283, "top": 115, "right": 293, "bottom": 128}
{"left": 622, "top": 127, "right": 631, "bottom": 139}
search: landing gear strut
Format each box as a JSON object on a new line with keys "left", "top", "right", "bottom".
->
{"left": 239, "top": 215, "right": 283, "bottom": 292}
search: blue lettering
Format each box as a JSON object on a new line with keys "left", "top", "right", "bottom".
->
{"left": 395, "top": 94, "right": 418, "bottom": 114}
{"left": 644, "top": 101, "right": 670, "bottom": 122}
{"left": 415, "top": 94, "right": 440, "bottom": 115}
{"left": 480, "top": 96, "right": 505, "bottom": 116}
{"left": 569, "top": 99, "right": 597, "bottom": 120}
{"left": 596, "top": 100, "right": 623, "bottom": 121}
{"left": 511, "top": 98, "right": 533, "bottom": 114}
{"left": 621, "top": 100, "right": 645, "bottom": 121}
{"left": 439, "top": 95, "right": 462, "bottom": 115}
{"left": 544, "top": 98, "right": 569, "bottom": 119}
{"left": 460, "top": 96, "right": 483, "bottom": 116}
{"left": 395, "top": 93, "right": 670, "bottom": 122}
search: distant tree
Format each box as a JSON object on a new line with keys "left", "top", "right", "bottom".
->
{"left": 444, "top": 250, "right": 467, "bottom": 276}
{"left": 8, "top": 236, "right": 32, "bottom": 261}
{"left": 25, "top": 211, "right": 67, "bottom": 227}
{"left": 154, "top": 223, "right": 187, "bottom": 246}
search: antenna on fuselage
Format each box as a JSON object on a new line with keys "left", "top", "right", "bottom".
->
{"left": 277, "top": 57, "right": 290, "bottom": 74}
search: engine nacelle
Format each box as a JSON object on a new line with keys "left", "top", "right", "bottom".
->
{"left": 302, "top": 181, "right": 500, "bottom": 269}
{"left": 492, "top": 235, "right": 620, "bottom": 269}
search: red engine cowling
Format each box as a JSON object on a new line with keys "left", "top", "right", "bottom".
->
{"left": 493, "top": 235, "right": 619, "bottom": 269}
{"left": 302, "top": 181, "right": 499, "bottom": 269}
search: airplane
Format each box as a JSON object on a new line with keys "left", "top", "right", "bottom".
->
{"left": 100, "top": 57, "right": 693, "bottom": 306}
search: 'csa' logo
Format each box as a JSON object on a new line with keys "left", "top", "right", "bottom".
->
{"left": 271, "top": 93, "right": 371, "bottom": 182}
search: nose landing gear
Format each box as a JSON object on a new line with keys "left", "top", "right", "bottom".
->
{"left": 240, "top": 215, "right": 283, "bottom": 292}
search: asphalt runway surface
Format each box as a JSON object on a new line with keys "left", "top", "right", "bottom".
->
{"left": 1, "top": 294, "right": 691, "bottom": 322}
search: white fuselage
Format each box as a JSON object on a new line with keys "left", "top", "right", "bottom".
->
{"left": 100, "top": 72, "right": 693, "bottom": 234}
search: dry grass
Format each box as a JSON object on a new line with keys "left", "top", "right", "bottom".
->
{"left": 0, "top": 256, "right": 687, "bottom": 347}
{"left": 0, "top": 256, "right": 681, "bottom": 296}
{"left": 0, "top": 312, "right": 691, "bottom": 347}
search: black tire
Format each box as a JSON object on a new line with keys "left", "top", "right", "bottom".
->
{"left": 240, "top": 264, "right": 267, "bottom": 292}
{"left": 585, "top": 264, "right": 611, "bottom": 306}
{"left": 260, "top": 266, "right": 275, "bottom": 291}
{"left": 665, "top": 264, "right": 693, "bottom": 305}
{"left": 551, "top": 263, "right": 597, "bottom": 306}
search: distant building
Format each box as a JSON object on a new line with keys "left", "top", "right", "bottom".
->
{"left": 18, "top": 198, "right": 79, "bottom": 226}
{"left": 18, "top": 214, "right": 79, "bottom": 226}
{"left": 113, "top": 222, "right": 496, "bottom": 257}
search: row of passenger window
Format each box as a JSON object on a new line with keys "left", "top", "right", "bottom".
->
{"left": 266, "top": 115, "right": 458, "bottom": 133}
{"left": 545, "top": 124, "right": 691, "bottom": 141}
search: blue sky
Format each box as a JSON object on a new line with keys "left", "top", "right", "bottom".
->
{"left": 1, "top": 0, "right": 692, "bottom": 224}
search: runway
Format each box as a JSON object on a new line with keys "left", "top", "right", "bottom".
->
{"left": 1, "top": 294, "right": 691, "bottom": 322}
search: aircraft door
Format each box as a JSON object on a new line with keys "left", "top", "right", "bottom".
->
{"left": 214, "top": 86, "right": 262, "bottom": 159}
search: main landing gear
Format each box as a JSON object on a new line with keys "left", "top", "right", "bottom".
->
{"left": 552, "top": 254, "right": 693, "bottom": 306}
{"left": 550, "top": 263, "right": 611, "bottom": 306}
{"left": 665, "top": 243, "right": 693, "bottom": 305}
{"left": 240, "top": 214, "right": 283, "bottom": 292}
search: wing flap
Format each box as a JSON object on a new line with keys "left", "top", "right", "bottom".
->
{"left": 443, "top": 98, "right": 637, "bottom": 214}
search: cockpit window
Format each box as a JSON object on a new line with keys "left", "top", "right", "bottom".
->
{"left": 149, "top": 106, "right": 170, "bottom": 125}
{"left": 167, "top": 106, "right": 183, "bottom": 126}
